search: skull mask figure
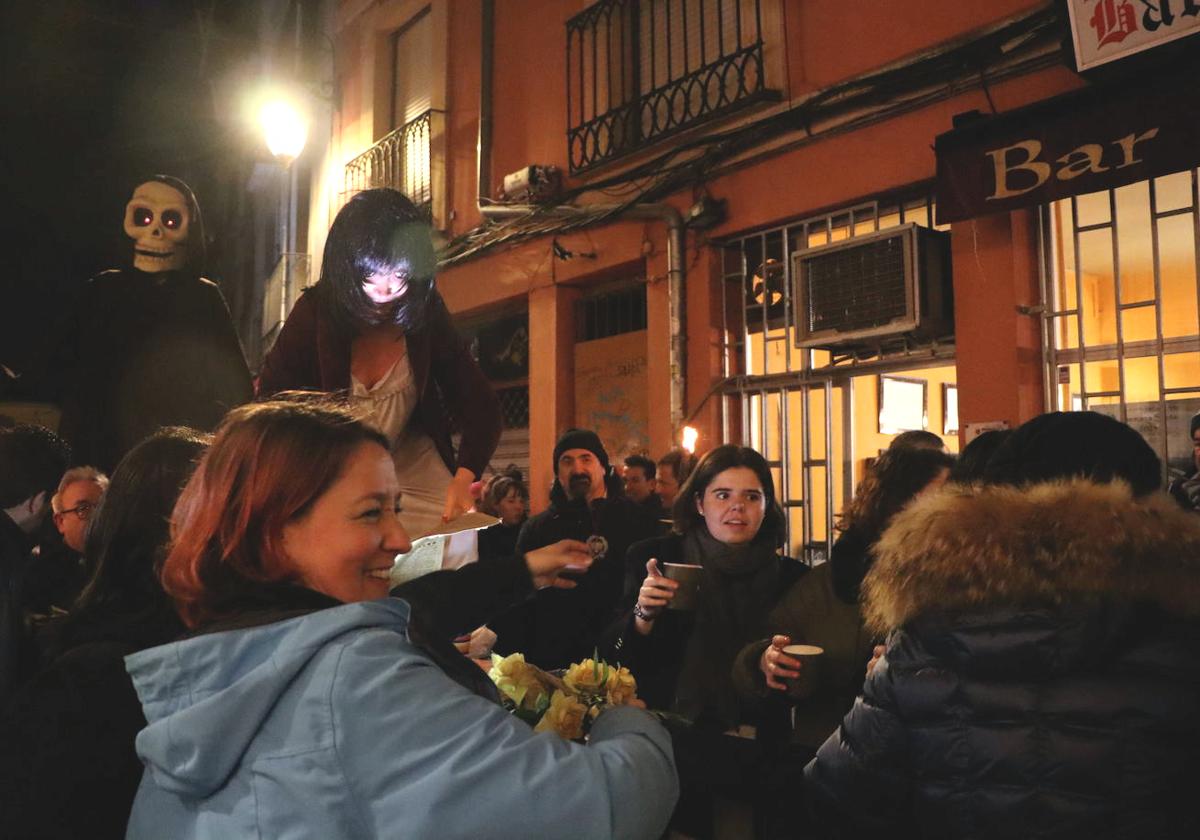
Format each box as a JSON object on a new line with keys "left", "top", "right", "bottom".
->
{"left": 124, "top": 180, "right": 190, "bottom": 273}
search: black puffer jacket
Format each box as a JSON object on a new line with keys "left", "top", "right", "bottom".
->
{"left": 805, "top": 479, "right": 1200, "bottom": 840}
{"left": 490, "top": 471, "right": 657, "bottom": 669}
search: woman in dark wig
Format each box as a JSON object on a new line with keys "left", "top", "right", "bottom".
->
{"left": 258, "top": 188, "right": 501, "bottom": 536}
{"left": 604, "top": 444, "right": 805, "bottom": 838}
{"left": 0, "top": 426, "right": 210, "bottom": 840}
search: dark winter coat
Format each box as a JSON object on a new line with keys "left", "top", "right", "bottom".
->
{"left": 0, "top": 512, "right": 34, "bottom": 704}
{"left": 606, "top": 534, "right": 806, "bottom": 727}
{"left": 258, "top": 288, "right": 501, "bottom": 480}
{"left": 805, "top": 479, "right": 1200, "bottom": 840}
{"left": 490, "top": 473, "right": 657, "bottom": 669}
{"left": 53, "top": 269, "right": 252, "bottom": 472}
{"left": 731, "top": 560, "right": 875, "bottom": 751}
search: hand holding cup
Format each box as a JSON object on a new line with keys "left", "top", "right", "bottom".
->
{"left": 525, "top": 539, "right": 594, "bottom": 589}
{"left": 634, "top": 559, "right": 678, "bottom": 632}
{"left": 761, "top": 635, "right": 803, "bottom": 691}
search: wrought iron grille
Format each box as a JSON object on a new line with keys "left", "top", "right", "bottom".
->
{"left": 566, "top": 0, "right": 774, "bottom": 173}
{"left": 578, "top": 285, "right": 648, "bottom": 341}
{"left": 496, "top": 385, "right": 531, "bottom": 429}
{"left": 343, "top": 109, "right": 441, "bottom": 217}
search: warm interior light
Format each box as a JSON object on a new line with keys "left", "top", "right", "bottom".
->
{"left": 681, "top": 426, "right": 699, "bottom": 453}
{"left": 259, "top": 97, "right": 308, "bottom": 163}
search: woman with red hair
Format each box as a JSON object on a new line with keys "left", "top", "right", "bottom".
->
{"left": 124, "top": 399, "right": 678, "bottom": 839}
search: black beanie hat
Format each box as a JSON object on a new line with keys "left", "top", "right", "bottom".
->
{"left": 982, "top": 411, "right": 1160, "bottom": 496}
{"left": 553, "top": 428, "right": 609, "bottom": 472}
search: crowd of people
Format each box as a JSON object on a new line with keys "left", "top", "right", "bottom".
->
{"left": 1, "top": 184, "right": 1199, "bottom": 839}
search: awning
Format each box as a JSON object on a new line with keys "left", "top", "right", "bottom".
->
{"left": 935, "top": 78, "right": 1200, "bottom": 224}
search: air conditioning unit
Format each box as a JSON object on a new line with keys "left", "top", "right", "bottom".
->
{"left": 792, "top": 223, "right": 952, "bottom": 348}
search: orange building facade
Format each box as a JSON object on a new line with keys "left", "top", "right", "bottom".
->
{"left": 308, "top": 0, "right": 1200, "bottom": 559}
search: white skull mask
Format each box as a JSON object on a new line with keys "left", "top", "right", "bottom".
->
{"left": 124, "top": 181, "right": 190, "bottom": 273}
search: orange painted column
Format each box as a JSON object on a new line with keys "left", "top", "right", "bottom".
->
{"left": 951, "top": 207, "right": 1045, "bottom": 437}
{"left": 527, "top": 282, "right": 580, "bottom": 513}
{"left": 684, "top": 244, "right": 728, "bottom": 455}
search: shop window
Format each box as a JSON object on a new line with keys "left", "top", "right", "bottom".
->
{"left": 1043, "top": 168, "right": 1200, "bottom": 481}
{"left": 721, "top": 190, "right": 955, "bottom": 559}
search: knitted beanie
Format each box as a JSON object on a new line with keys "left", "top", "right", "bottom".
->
{"left": 552, "top": 428, "right": 609, "bottom": 471}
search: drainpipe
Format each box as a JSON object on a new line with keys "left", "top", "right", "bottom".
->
{"left": 474, "top": 3, "right": 687, "bottom": 435}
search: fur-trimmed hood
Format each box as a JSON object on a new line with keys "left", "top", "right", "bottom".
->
{"left": 863, "top": 479, "right": 1200, "bottom": 634}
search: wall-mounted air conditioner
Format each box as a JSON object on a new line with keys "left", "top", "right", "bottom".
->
{"left": 792, "top": 223, "right": 952, "bottom": 348}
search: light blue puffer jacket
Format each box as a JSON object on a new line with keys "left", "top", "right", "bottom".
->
{"left": 125, "top": 598, "right": 678, "bottom": 839}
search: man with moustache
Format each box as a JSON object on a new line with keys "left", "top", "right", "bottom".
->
{"left": 490, "top": 429, "right": 657, "bottom": 669}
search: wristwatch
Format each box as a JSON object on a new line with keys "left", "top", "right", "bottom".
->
{"left": 632, "top": 603, "right": 656, "bottom": 622}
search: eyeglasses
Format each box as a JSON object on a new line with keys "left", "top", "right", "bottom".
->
{"left": 58, "top": 502, "right": 97, "bottom": 521}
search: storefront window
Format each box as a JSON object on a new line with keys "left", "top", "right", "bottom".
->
{"left": 721, "top": 190, "right": 956, "bottom": 560}
{"left": 1043, "top": 168, "right": 1200, "bottom": 481}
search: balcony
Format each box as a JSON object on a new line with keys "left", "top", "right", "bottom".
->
{"left": 343, "top": 109, "right": 443, "bottom": 220}
{"left": 567, "top": 0, "right": 777, "bottom": 173}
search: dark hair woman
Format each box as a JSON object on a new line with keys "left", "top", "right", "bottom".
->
{"left": 0, "top": 426, "right": 209, "bottom": 840}
{"left": 257, "top": 188, "right": 502, "bottom": 541}
{"left": 806, "top": 412, "right": 1200, "bottom": 838}
{"left": 732, "top": 446, "right": 955, "bottom": 768}
{"left": 124, "top": 400, "right": 677, "bottom": 839}
{"left": 603, "top": 444, "right": 801, "bottom": 838}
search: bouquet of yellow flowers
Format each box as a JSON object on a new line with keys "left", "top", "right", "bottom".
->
{"left": 488, "top": 652, "right": 639, "bottom": 740}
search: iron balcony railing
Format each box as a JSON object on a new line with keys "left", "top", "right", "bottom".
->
{"left": 566, "top": 0, "right": 775, "bottom": 173}
{"left": 343, "top": 109, "right": 442, "bottom": 218}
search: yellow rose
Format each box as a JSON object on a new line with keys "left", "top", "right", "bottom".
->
{"left": 489, "top": 653, "right": 546, "bottom": 710}
{"left": 534, "top": 690, "right": 588, "bottom": 740}
{"left": 563, "top": 658, "right": 608, "bottom": 697}
{"left": 604, "top": 665, "right": 638, "bottom": 707}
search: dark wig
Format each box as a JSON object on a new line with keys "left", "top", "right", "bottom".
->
{"left": 671, "top": 445, "right": 785, "bottom": 546}
{"left": 51, "top": 426, "right": 210, "bottom": 657}
{"left": 839, "top": 447, "right": 956, "bottom": 541}
{"left": 144, "top": 174, "right": 207, "bottom": 275}
{"left": 316, "top": 188, "right": 437, "bottom": 334}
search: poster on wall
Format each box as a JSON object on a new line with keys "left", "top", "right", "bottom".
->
{"left": 943, "top": 384, "right": 959, "bottom": 436}
{"left": 574, "top": 331, "right": 650, "bottom": 463}
{"left": 878, "top": 375, "right": 928, "bottom": 435}
{"left": 1091, "top": 397, "right": 1200, "bottom": 478}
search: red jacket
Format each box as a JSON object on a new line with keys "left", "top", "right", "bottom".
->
{"left": 257, "top": 289, "right": 501, "bottom": 479}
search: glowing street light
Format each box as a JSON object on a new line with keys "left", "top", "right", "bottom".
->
{"left": 259, "top": 97, "right": 308, "bottom": 166}
{"left": 681, "top": 426, "right": 699, "bottom": 454}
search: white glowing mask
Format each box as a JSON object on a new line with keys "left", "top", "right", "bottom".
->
{"left": 124, "top": 181, "right": 190, "bottom": 273}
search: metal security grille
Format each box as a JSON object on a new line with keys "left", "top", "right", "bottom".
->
{"left": 496, "top": 385, "right": 530, "bottom": 429}
{"left": 578, "top": 285, "right": 648, "bottom": 341}
{"left": 804, "top": 236, "right": 908, "bottom": 334}
{"left": 565, "top": 0, "right": 775, "bottom": 172}
{"left": 343, "top": 110, "right": 442, "bottom": 217}
{"left": 1040, "top": 168, "right": 1200, "bottom": 482}
{"left": 719, "top": 192, "right": 950, "bottom": 561}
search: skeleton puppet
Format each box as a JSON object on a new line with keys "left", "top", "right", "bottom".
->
{"left": 53, "top": 176, "right": 252, "bottom": 470}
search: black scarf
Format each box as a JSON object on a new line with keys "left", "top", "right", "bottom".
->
{"left": 672, "top": 528, "right": 781, "bottom": 728}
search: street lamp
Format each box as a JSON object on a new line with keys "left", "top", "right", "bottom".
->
{"left": 258, "top": 96, "right": 308, "bottom": 166}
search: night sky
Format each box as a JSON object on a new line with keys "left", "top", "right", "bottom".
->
{"left": 1, "top": 0, "right": 259, "bottom": 380}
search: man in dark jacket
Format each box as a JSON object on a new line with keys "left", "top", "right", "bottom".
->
{"left": 491, "top": 429, "right": 657, "bottom": 669}
{"left": 0, "top": 425, "right": 70, "bottom": 702}
{"left": 805, "top": 412, "right": 1200, "bottom": 839}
